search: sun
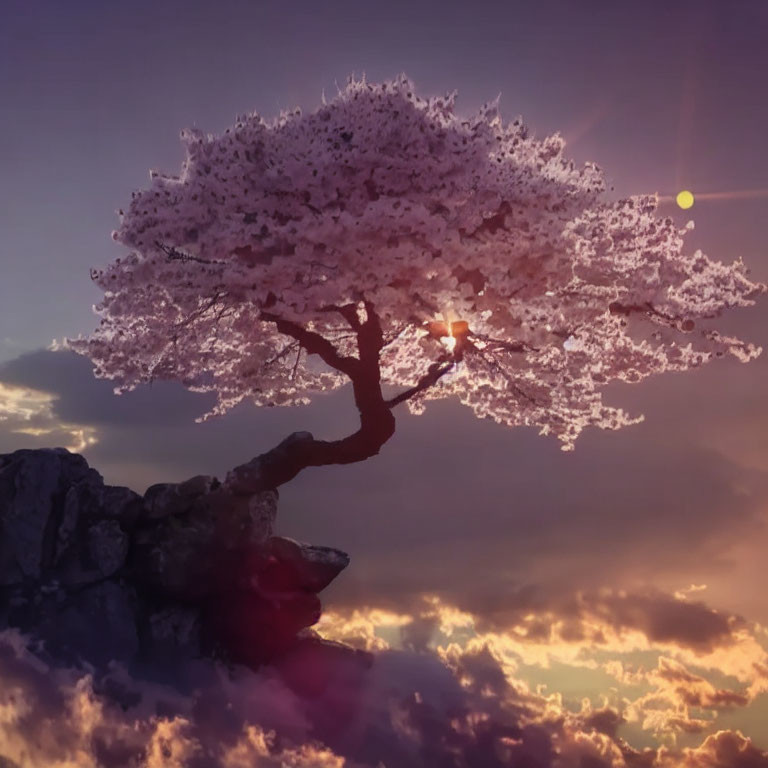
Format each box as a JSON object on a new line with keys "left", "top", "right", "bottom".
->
{"left": 676, "top": 190, "right": 695, "bottom": 210}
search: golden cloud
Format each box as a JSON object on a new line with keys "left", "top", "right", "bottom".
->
{"left": 316, "top": 589, "right": 768, "bottom": 750}
{"left": 0, "top": 381, "right": 97, "bottom": 452}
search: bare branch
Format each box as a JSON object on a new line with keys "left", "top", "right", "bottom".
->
{"left": 259, "top": 311, "right": 359, "bottom": 378}
{"left": 264, "top": 341, "right": 300, "bottom": 367}
{"left": 291, "top": 347, "right": 302, "bottom": 380}
{"left": 173, "top": 291, "right": 227, "bottom": 333}
{"left": 473, "top": 347, "right": 544, "bottom": 406}
{"left": 155, "top": 241, "right": 224, "bottom": 266}
{"left": 470, "top": 331, "right": 538, "bottom": 354}
{"left": 386, "top": 357, "right": 456, "bottom": 408}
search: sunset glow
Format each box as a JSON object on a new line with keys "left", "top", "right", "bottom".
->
{"left": 676, "top": 190, "right": 695, "bottom": 209}
{"left": 1, "top": 1, "right": 767, "bottom": 766}
{"left": 444, "top": 323, "right": 457, "bottom": 354}
{"left": 0, "top": 382, "right": 98, "bottom": 452}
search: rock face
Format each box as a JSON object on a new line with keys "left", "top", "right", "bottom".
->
{"left": 0, "top": 448, "right": 352, "bottom": 673}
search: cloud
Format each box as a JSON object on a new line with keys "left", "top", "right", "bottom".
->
{"left": 320, "top": 588, "right": 765, "bottom": 677}
{"left": 657, "top": 730, "right": 768, "bottom": 768}
{"left": 0, "top": 380, "right": 97, "bottom": 453}
{"left": 317, "top": 587, "right": 768, "bottom": 751}
{"left": 1, "top": 351, "right": 768, "bottom": 758}
{"left": 653, "top": 658, "right": 749, "bottom": 709}
{"left": 0, "top": 350, "right": 352, "bottom": 490}
{"left": 0, "top": 350, "right": 216, "bottom": 430}
{"left": 580, "top": 590, "right": 744, "bottom": 655}
{"left": 1, "top": 349, "right": 767, "bottom": 623}
{"left": 0, "top": 629, "right": 346, "bottom": 768}
{"left": 281, "top": 400, "right": 768, "bottom": 626}
{"left": 2, "top": 591, "right": 768, "bottom": 768}
{"left": 627, "top": 656, "right": 754, "bottom": 742}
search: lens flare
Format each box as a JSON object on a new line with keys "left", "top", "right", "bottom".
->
{"left": 444, "top": 324, "right": 457, "bottom": 354}
{"left": 676, "top": 190, "right": 695, "bottom": 209}
{"left": 658, "top": 187, "right": 768, "bottom": 207}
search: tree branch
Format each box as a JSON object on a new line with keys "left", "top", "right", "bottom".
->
{"left": 608, "top": 300, "right": 695, "bottom": 330}
{"left": 470, "top": 331, "right": 537, "bottom": 354}
{"left": 386, "top": 358, "right": 456, "bottom": 408}
{"left": 227, "top": 304, "right": 397, "bottom": 494}
{"left": 473, "top": 347, "right": 543, "bottom": 406}
{"left": 264, "top": 341, "right": 300, "bottom": 367}
{"left": 259, "top": 311, "right": 359, "bottom": 378}
{"left": 318, "top": 303, "right": 362, "bottom": 330}
{"left": 225, "top": 417, "right": 396, "bottom": 494}
{"left": 225, "top": 305, "right": 477, "bottom": 494}
{"left": 155, "top": 241, "right": 223, "bottom": 266}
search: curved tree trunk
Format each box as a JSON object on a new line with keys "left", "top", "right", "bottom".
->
{"left": 225, "top": 303, "right": 455, "bottom": 495}
{"left": 224, "top": 410, "right": 396, "bottom": 495}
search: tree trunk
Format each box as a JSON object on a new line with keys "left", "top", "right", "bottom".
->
{"left": 227, "top": 302, "right": 453, "bottom": 494}
{"left": 224, "top": 408, "right": 396, "bottom": 495}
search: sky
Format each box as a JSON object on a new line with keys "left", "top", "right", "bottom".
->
{"left": 1, "top": 0, "right": 768, "bottom": 764}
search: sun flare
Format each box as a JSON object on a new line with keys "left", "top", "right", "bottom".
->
{"left": 676, "top": 190, "right": 695, "bottom": 209}
{"left": 444, "top": 323, "right": 457, "bottom": 354}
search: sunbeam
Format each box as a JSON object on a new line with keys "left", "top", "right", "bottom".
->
{"left": 658, "top": 188, "right": 768, "bottom": 205}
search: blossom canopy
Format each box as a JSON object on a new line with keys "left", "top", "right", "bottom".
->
{"left": 71, "top": 75, "right": 764, "bottom": 449}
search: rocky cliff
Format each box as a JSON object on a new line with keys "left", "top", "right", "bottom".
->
{"left": 0, "top": 448, "right": 366, "bottom": 683}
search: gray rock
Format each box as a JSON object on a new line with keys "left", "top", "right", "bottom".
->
{"left": 148, "top": 606, "right": 201, "bottom": 658}
{"left": 0, "top": 448, "right": 350, "bottom": 672}
{"left": 88, "top": 520, "right": 129, "bottom": 578}
{"left": 245, "top": 491, "right": 278, "bottom": 542}
{"left": 100, "top": 484, "right": 144, "bottom": 525}
{"left": 0, "top": 449, "right": 62, "bottom": 582}
{"left": 276, "top": 630, "right": 373, "bottom": 699}
{"left": 0, "top": 449, "right": 140, "bottom": 589}
{"left": 0, "top": 449, "right": 92, "bottom": 584}
{"left": 32, "top": 581, "right": 139, "bottom": 666}
{"left": 132, "top": 487, "right": 277, "bottom": 599}
{"left": 224, "top": 431, "right": 314, "bottom": 494}
{"left": 143, "top": 475, "right": 218, "bottom": 520}
{"left": 262, "top": 537, "right": 350, "bottom": 593}
{"left": 130, "top": 504, "right": 218, "bottom": 598}
{"left": 55, "top": 486, "right": 82, "bottom": 565}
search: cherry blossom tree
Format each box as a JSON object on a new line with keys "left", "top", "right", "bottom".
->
{"left": 69, "top": 75, "right": 764, "bottom": 494}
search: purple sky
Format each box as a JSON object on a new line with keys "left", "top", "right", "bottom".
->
{"left": 1, "top": 0, "right": 768, "bottom": 760}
